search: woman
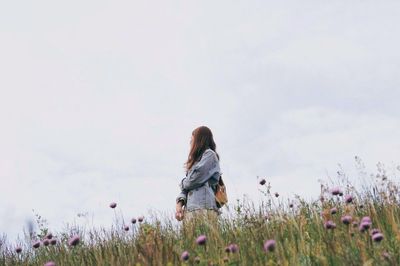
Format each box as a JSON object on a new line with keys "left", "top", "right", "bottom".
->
{"left": 175, "top": 126, "right": 221, "bottom": 221}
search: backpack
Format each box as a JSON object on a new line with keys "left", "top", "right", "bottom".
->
{"left": 214, "top": 175, "right": 228, "bottom": 208}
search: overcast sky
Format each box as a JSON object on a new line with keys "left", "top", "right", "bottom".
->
{"left": 1, "top": 1, "right": 400, "bottom": 242}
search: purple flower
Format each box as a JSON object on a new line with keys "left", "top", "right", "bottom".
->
{"left": 382, "top": 252, "right": 390, "bottom": 260}
{"left": 124, "top": 225, "right": 129, "bottom": 231}
{"left": 44, "top": 262, "right": 56, "bottom": 266}
{"left": 361, "top": 216, "right": 372, "bottom": 223}
{"left": 274, "top": 192, "right": 279, "bottom": 198}
{"left": 264, "top": 239, "right": 276, "bottom": 252}
{"left": 359, "top": 222, "right": 371, "bottom": 232}
{"left": 224, "top": 246, "right": 231, "bottom": 253}
{"left": 289, "top": 203, "right": 294, "bottom": 208}
{"left": 196, "top": 235, "right": 207, "bottom": 245}
{"left": 341, "top": 215, "right": 352, "bottom": 225}
{"left": 324, "top": 220, "right": 336, "bottom": 229}
{"left": 32, "top": 241, "right": 41, "bottom": 249}
{"left": 109, "top": 202, "right": 117, "bottom": 209}
{"left": 330, "top": 207, "right": 338, "bottom": 215}
{"left": 138, "top": 216, "right": 144, "bottom": 223}
{"left": 181, "top": 251, "right": 189, "bottom": 261}
{"left": 320, "top": 196, "right": 325, "bottom": 202}
{"left": 131, "top": 218, "right": 137, "bottom": 224}
{"left": 45, "top": 233, "right": 53, "bottom": 240}
{"left": 344, "top": 195, "right": 353, "bottom": 203}
{"left": 259, "top": 179, "right": 266, "bottom": 185}
{"left": 43, "top": 239, "right": 50, "bottom": 246}
{"left": 50, "top": 239, "right": 57, "bottom": 245}
{"left": 372, "top": 233, "right": 384, "bottom": 242}
{"left": 331, "top": 187, "right": 342, "bottom": 196}
{"left": 68, "top": 235, "right": 80, "bottom": 246}
{"left": 15, "top": 246, "right": 22, "bottom": 253}
{"left": 370, "top": 228, "right": 380, "bottom": 236}
{"left": 229, "top": 243, "right": 239, "bottom": 253}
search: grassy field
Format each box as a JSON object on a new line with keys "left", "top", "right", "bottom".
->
{"left": 1, "top": 162, "right": 399, "bottom": 265}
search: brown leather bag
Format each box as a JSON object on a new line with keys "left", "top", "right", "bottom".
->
{"left": 215, "top": 175, "right": 228, "bottom": 208}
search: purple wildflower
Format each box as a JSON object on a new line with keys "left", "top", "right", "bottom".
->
{"left": 32, "top": 241, "right": 41, "bottom": 249}
{"left": 382, "top": 252, "right": 390, "bottom": 260}
{"left": 131, "top": 218, "right": 137, "bottom": 224}
{"left": 50, "top": 239, "right": 57, "bottom": 245}
{"left": 341, "top": 215, "right": 352, "bottom": 225}
{"left": 330, "top": 207, "right": 338, "bottom": 215}
{"left": 43, "top": 239, "right": 50, "bottom": 246}
{"left": 109, "top": 202, "right": 117, "bottom": 208}
{"left": 372, "top": 233, "right": 384, "bottom": 242}
{"left": 361, "top": 216, "right": 372, "bottom": 223}
{"left": 229, "top": 243, "right": 239, "bottom": 253}
{"left": 224, "top": 246, "right": 231, "bottom": 253}
{"left": 263, "top": 239, "right": 276, "bottom": 252}
{"left": 181, "top": 251, "right": 189, "bottom": 261}
{"left": 274, "top": 192, "right": 279, "bottom": 198}
{"left": 68, "top": 235, "right": 80, "bottom": 246}
{"left": 370, "top": 228, "right": 380, "bottom": 236}
{"left": 138, "top": 216, "right": 144, "bottom": 223}
{"left": 259, "top": 179, "right": 266, "bottom": 185}
{"left": 44, "top": 262, "right": 56, "bottom": 266}
{"left": 289, "top": 203, "right": 294, "bottom": 208}
{"left": 359, "top": 222, "right": 371, "bottom": 232}
{"left": 324, "top": 220, "right": 336, "bottom": 229}
{"left": 196, "top": 235, "right": 207, "bottom": 245}
{"left": 331, "top": 187, "right": 342, "bottom": 196}
{"left": 45, "top": 233, "right": 53, "bottom": 240}
{"left": 344, "top": 195, "right": 353, "bottom": 203}
{"left": 15, "top": 247, "right": 22, "bottom": 253}
{"left": 124, "top": 225, "right": 129, "bottom": 231}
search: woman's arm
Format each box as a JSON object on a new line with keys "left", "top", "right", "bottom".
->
{"left": 176, "top": 190, "right": 187, "bottom": 205}
{"left": 180, "top": 150, "right": 220, "bottom": 191}
{"left": 175, "top": 192, "right": 186, "bottom": 221}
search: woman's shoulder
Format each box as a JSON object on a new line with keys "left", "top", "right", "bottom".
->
{"left": 201, "top": 149, "right": 219, "bottom": 162}
{"left": 192, "top": 149, "right": 217, "bottom": 167}
{"left": 203, "top": 148, "right": 216, "bottom": 157}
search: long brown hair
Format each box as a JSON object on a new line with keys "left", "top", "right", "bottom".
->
{"left": 185, "top": 126, "right": 219, "bottom": 173}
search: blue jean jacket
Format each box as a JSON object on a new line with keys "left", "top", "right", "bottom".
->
{"left": 176, "top": 149, "right": 220, "bottom": 212}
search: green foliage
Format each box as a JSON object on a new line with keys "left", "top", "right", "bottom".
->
{"left": 2, "top": 163, "right": 400, "bottom": 265}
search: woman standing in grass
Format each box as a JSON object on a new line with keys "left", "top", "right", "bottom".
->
{"left": 175, "top": 126, "right": 221, "bottom": 222}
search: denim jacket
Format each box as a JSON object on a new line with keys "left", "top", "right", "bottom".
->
{"left": 176, "top": 149, "right": 221, "bottom": 212}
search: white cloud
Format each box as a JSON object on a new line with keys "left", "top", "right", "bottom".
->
{"left": 1, "top": 1, "right": 400, "bottom": 242}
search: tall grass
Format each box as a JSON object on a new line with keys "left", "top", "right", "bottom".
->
{"left": 1, "top": 161, "right": 399, "bottom": 265}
